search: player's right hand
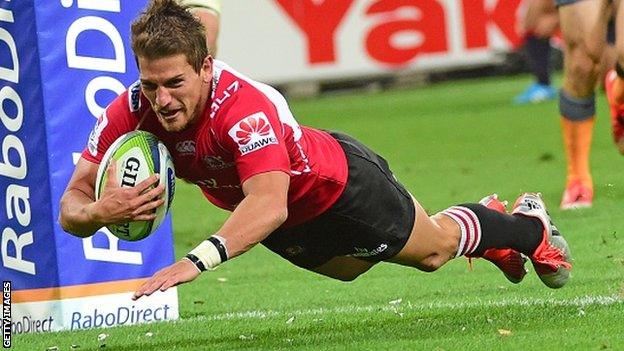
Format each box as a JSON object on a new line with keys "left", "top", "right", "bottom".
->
{"left": 88, "top": 161, "right": 165, "bottom": 225}
{"left": 132, "top": 259, "right": 201, "bottom": 300}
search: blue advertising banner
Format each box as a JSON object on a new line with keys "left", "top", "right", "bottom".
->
{"left": 36, "top": 0, "right": 176, "bottom": 287}
{"left": 0, "top": 0, "right": 56, "bottom": 289}
{"left": 0, "top": 0, "right": 179, "bottom": 333}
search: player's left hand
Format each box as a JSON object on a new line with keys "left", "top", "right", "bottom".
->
{"left": 132, "top": 259, "right": 200, "bottom": 300}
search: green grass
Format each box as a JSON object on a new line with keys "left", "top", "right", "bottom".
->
{"left": 15, "top": 74, "right": 624, "bottom": 350}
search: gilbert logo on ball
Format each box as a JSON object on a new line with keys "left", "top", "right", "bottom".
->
{"left": 95, "top": 131, "right": 175, "bottom": 241}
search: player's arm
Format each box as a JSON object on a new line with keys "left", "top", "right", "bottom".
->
{"left": 179, "top": 0, "right": 220, "bottom": 56}
{"left": 193, "top": 8, "right": 219, "bottom": 56}
{"left": 58, "top": 158, "right": 164, "bottom": 238}
{"left": 132, "top": 170, "right": 289, "bottom": 300}
{"left": 212, "top": 170, "right": 290, "bottom": 257}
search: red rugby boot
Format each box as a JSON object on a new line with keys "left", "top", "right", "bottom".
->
{"left": 512, "top": 193, "right": 572, "bottom": 289}
{"left": 467, "top": 194, "right": 528, "bottom": 284}
{"left": 560, "top": 180, "right": 593, "bottom": 210}
{"left": 604, "top": 69, "right": 624, "bottom": 154}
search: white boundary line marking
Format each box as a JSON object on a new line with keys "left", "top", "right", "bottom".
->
{"left": 180, "top": 294, "right": 623, "bottom": 323}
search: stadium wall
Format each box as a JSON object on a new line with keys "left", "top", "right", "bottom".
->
{"left": 219, "top": 0, "right": 523, "bottom": 86}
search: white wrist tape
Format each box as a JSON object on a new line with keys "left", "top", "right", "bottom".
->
{"left": 187, "top": 236, "right": 228, "bottom": 271}
{"left": 189, "top": 240, "right": 222, "bottom": 270}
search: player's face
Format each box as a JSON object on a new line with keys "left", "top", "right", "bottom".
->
{"left": 138, "top": 54, "right": 212, "bottom": 132}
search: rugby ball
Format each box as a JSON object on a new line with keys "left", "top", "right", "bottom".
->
{"left": 95, "top": 131, "right": 175, "bottom": 241}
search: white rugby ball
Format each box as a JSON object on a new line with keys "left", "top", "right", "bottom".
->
{"left": 95, "top": 130, "right": 175, "bottom": 241}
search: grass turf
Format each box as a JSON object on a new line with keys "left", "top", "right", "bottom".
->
{"left": 13, "top": 74, "right": 624, "bottom": 350}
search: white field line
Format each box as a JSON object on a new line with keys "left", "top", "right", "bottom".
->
{"left": 181, "top": 294, "right": 623, "bottom": 323}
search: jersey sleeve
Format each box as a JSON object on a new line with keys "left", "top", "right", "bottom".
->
{"left": 212, "top": 79, "right": 290, "bottom": 184}
{"left": 81, "top": 83, "right": 142, "bottom": 164}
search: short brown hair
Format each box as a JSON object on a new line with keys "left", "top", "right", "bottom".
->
{"left": 131, "top": 0, "right": 208, "bottom": 72}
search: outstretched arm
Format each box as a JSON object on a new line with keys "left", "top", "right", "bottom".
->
{"left": 132, "top": 170, "right": 289, "bottom": 300}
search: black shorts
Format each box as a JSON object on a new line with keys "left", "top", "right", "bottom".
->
{"left": 261, "top": 131, "right": 415, "bottom": 269}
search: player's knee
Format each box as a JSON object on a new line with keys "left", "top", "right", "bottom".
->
{"left": 559, "top": 89, "right": 595, "bottom": 121}
{"left": 416, "top": 255, "right": 445, "bottom": 272}
{"left": 566, "top": 49, "right": 600, "bottom": 83}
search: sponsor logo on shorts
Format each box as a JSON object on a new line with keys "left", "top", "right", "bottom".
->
{"left": 228, "top": 112, "right": 278, "bottom": 155}
{"left": 175, "top": 140, "right": 196, "bottom": 155}
{"left": 351, "top": 243, "right": 388, "bottom": 258}
{"left": 87, "top": 112, "right": 109, "bottom": 156}
{"left": 284, "top": 245, "right": 305, "bottom": 257}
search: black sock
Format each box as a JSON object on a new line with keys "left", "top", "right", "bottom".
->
{"left": 446, "top": 204, "right": 543, "bottom": 256}
{"left": 525, "top": 34, "right": 551, "bottom": 86}
{"left": 616, "top": 62, "right": 624, "bottom": 79}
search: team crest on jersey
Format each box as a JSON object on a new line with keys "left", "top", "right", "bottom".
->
{"left": 87, "top": 112, "right": 109, "bottom": 156}
{"left": 227, "top": 112, "right": 278, "bottom": 155}
{"left": 202, "top": 155, "right": 234, "bottom": 170}
{"left": 175, "top": 140, "right": 196, "bottom": 155}
{"left": 128, "top": 80, "right": 141, "bottom": 112}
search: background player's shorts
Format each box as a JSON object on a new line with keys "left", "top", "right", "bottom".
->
{"left": 178, "top": 0, "right": 220, "bottom": 14}
{"left": 555, "top": 0, "right": 585, "bottom": 6}
{"left": 262, "top": 131, "right": 415, "bottom": 270}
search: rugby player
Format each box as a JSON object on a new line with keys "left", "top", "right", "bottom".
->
{"left": 514, "top": 0, "right": 559, "bottom": 104}
{"left": 605, "top": 2, "right": 624, "bottom": 156}
{"left": 58, "top": 0, "right": 573, "bottom": 300}
{"left": 556, "top": 0, "right": 624, "bottom": 209}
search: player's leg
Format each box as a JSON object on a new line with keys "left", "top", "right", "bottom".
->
{"left": 389, "top": 194, "right": 572, "bottom": 288}
{"left": 306, "top": 196, "right": 524, "bottom": 282}
{"left": 310, "top": 256, "right": 376, "bottom": 281}
{"left": 605, "top": 0, "right": 624, "bottom": 153}
{"left": 558, "top": 0, "right": 609, "bottom": 209}
{"left": 514, "top": 0, "right": 558, "bottom": 104}
{"left": 467, "top": 194, "right": 528, "bottom": 284}
{"left": 384, "top": 197, "right": 459, "bottom": 272}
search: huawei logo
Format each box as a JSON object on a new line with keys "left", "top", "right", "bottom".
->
{"left": 228, "top": 112, "right": 278, "bottom": 155}
{"left": 233, "top": 114, "right": 272, "bottom": 145}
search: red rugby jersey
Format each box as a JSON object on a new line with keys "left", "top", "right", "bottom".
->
{"left": 82, "top": 60, "right": 348, "bottom": 227}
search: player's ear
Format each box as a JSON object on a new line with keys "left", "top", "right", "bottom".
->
{"left": 202, "top": 56, "right": 213, "bottom": 83}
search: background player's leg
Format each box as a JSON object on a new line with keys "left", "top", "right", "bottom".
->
{"left": 558, "top": 0, "right": 609, "bottom": 209}
{"left": 605, "top": 0, "right": 624, "bottom": 153}
{"left": 514, "top": 0, "right": 558, "bottom": 104}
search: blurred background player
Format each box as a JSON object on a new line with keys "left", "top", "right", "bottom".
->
{"left": 178, "top": 0, "right": 220, "bottom": 56}
{"left": 514, "top": 0, "right": 559, "bottom": 104}
{"left": 556, "top": 0, "right": 619, "bottom": 210}
{"left": 514, "top": 0, "right": 615, "bottom": 105}
{"left": 605, "top": 2, "right": 624, "bottom": 155}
